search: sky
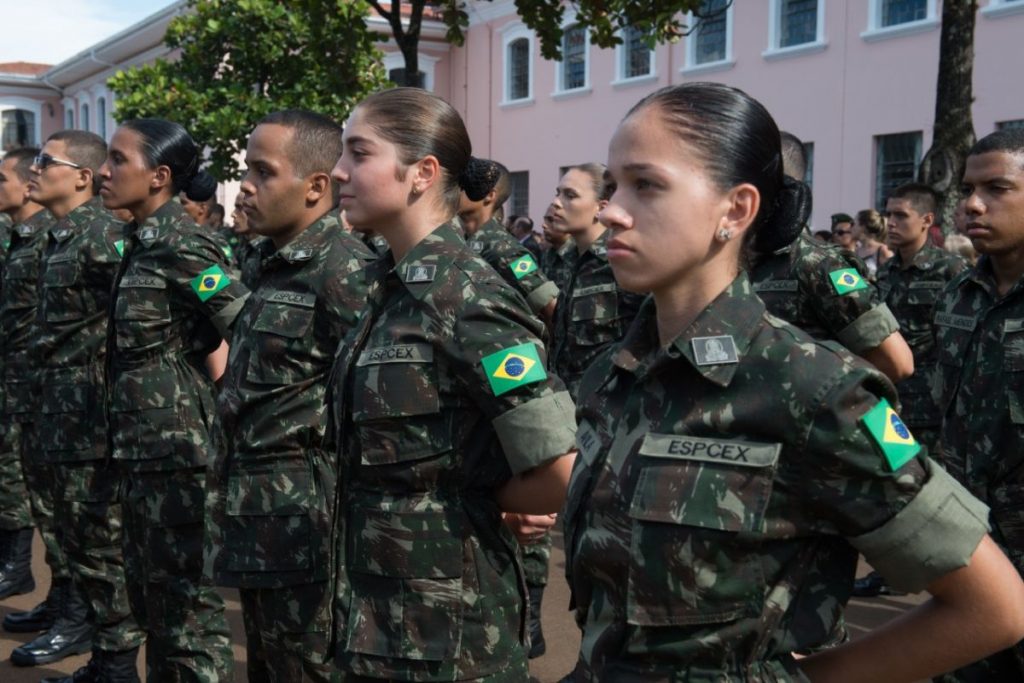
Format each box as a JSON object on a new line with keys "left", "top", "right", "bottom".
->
{"left": 0, "top": 0, "right": 177, "bottom": 65}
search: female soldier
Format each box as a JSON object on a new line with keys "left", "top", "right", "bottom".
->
{"left": 329, "top": 88, "right": 577, "bottom": 681}
{"left": 98, "top": 119, "right": 246, "bottom": 682}
{"left": 562, "top": 82, "right": 1024, "bottom": 681}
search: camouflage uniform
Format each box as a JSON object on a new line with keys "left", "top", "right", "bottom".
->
{"left": 550, "top": 230, "right": 645, "bottom": 399}
{"left": 563, "top": 273, "right": 990, "bottom": 681}
{"left": 107, "top": 199, "right": 247, "bottom": 682}
{"left": 877, "top": 243, "right": 966, "bottom": 453}
{"left": 36, "top": 197, "right": 144, "bottom": 654}
{"left": 540, "top": 239, "right": 575, "bottom": 294}
{"left": 0, "top": 208, "right": 68, "bottom": 579}
{"left": 933, "top": 256, "right": 1024, "bottom": 681}
{"left": 360, "top": 231, "right": 390, "bottom": 256}
{"left": 330, "top": 222, "right": 577, "bottom": 681}
{"left": 466, "top": 217, "right": 559, "bottom": 316}
{"left": 206, "top": 213, "right": 372, "bottom": 682}
{"left": 751, "top": 233, "right": 899, "bottom": 355}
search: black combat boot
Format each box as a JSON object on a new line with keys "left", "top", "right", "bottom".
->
{"left": 3, "top": 576, "right": 61, "bottom": 632}
{"left": 40, "top": 646, "right": 141, "bottom": 683}
{"left": 527, "top": 584, "right": 546, "bottom": 659}
{"left": 10, "top": 578, "right": 94, "bottom": 666}
{"left": 0, "top": 527, "right": 35, "bottom": 599}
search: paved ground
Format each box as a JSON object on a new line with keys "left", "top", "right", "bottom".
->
{"left": 1, "top": 530, "right": 924, "bottom": 682}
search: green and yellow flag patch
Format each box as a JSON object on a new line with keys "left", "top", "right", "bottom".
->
{"left": 861, "top": 398, "right": 921, "bottom": 471}
{"left": 222, "top": 244, "right": 234, "bottom": 260}
{"left": 113, "top": 240, "right": 125, "bottom": 257}
{"left": 191, "top": 264, "right": 231, "bottom": 302}
{"left": 510, "top": 254, "right": 538, "bottom": 280}
{"left": 829, "top": 268, "right": 868, "bottom": 295}
{"left": 481, "top": 343, "right": 546, "bottom": 396}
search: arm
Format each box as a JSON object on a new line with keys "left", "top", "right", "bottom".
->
{"left": 800, "top": 535, "right": 1024, "bottom": 683}
{"left": 205, "top": 339, "right": 229, "bottom": 384}
{"left": 496, "top": 451, "right": 575, "bottom": 514}
{"left": 861, "top": 331, "right": 914, "bottom": 383}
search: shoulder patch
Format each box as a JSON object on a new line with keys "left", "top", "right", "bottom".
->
{"left": 468, "top": 240, "right": 484, "bottom": 253}
{"left": 829, "top": 268, "right": 868, "bottom": 295}
{"left": 405, "top": 264, "right": 436, "bottom": 283}
{"left": 480, "top": 342, "right": 547, "bottom": 396}
{"left": 510, "top": 253, "right": 539, "bottom": 280}
{"left": 139, "top": 226, "right": 159, "bottom": 246}
{"left": 691, "top": 335, "right": 739, "bottom": 365}
{"left": 190, "top": 264, "right": 231, "bottom": 302}
{"left": 861, "top": 398, "right": 920, "bottom": 471}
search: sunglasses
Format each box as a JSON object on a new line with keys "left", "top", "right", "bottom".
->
{"left": 33, "top": 153, "right": 83, "bottom": 171}
{"left": 832, "top": 229, "right": 852, "bottom": 236}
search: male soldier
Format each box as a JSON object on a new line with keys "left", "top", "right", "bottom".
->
{"left": 205, "top": 110, "right": 372, "bottom": 682}
{"left": 459, "top": 158, "right": 559, "bottom": 325}
{"left": 751, "top": 132, "right": 914, "bottom": 384}
{"left": 933, "top": 128, "right": 1024, "bottom": 682}
{"left": 0, "top": 148, "right": 47, "bottom": 604}
{"left": 24, "top": 130, "right": 146, "bottom": 681}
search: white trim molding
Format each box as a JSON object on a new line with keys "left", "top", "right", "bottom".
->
{"left": 552, "top": 9, "right": 591, "bottom": 96}
{"left": 381, "top": 51, "right": 439, "bottom": 92}
{"left": 613, "top": 26, "right": 657, "bottom": 85}
{"left": 500, "top": 22, "right": 534, "bottom": 106}
{"left": 862, "top": 0, "right": 939, "bottom": 42}
{"left": 682, "top": 2, "right": 735, "bottom": 74}
{"left": 0, "top": 97, "right": 44, "bottom": 149}
{"left": 764, "top": 0, "right": 827, "bottom": 60}
{"left": 982, "top": 0, "right": 1024, "bottom": 19}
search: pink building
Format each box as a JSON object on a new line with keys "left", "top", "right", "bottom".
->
{"left": 3, "top": 0, "right": 1022, "bottom": 230}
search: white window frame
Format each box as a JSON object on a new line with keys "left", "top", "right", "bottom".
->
{"left": 500, "top": 23, "right": 534, "bottom": 107}
{"left": 612, "top": 26, "right": 657, "bottom": 87}
{"left": 982, "top": 0, "right": 1024, "bottom": 19}
{"left": 862, "top": 0, "right": 938, "bottom": 42}
{"left": 80, "top": 102, "right": 91, "bottom": 132}
{"left": 0, "top": 98, "right": 43, "bottom": 151}
{"left": 553, "top": 10, "right": 591, "bottom": 98}
{"left": 381, "top": 52, "right": 438, "bottom": 92}
{"left": 682, "top": 2, "right": 735, "bottom": 76}
{"left": 764, "top": 0, "right": 827, "bottom": 60}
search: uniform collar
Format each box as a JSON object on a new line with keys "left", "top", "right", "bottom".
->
{"left": 580, "top": 229, "right": 610, "bottom": 262}
{"left": 612, "top": 272, "right": 762, "bottom": 387}
{"left": 892, "top": 241, "right": 940, "bottom": 271}
{"left": 386, "top": 221, "right": 464, "bottom": 301}
{"left": 50, "top": 196, "right": 106, "bottom": 242}
{"left": 131, "top": 198, "right": 187, "bottom": 238}
{"left": 962, "top": 255, "right": 1024, "bottom": 300}
{"left": 265, "top": 211, "right": 338, "bottom": 265}
{"left": 13, "top": 207, "right": 54, "bottom": 239}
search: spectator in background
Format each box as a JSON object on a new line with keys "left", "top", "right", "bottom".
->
{"left": 830, "top": 212, "right": 856, "bottom": 253}
{"left": 855, "top": 208, "right": 893, "bottom": 280}
{"left": 944, "top": 234, "right": 978, "bottom": 265}
{"left": 510, "top": 215, "right": 542, "bottom": 260}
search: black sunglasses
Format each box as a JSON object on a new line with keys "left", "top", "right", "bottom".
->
{"left": 832, "top": 229, "right": 852, "bottom": 236}
{"left": 33, "top": 153, "right": 83, "bottom": 171}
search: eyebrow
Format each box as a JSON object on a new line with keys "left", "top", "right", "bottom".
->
{"left": 344, "top": 135, "right": 375, "bottom": 146}
{"left": 621, "top": 163, "right": 657, "bottom": 172}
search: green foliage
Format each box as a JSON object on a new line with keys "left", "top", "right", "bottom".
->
{"left": 109, "top": 0, "right": 388, "bottom": 180}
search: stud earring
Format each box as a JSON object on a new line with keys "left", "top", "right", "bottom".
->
{"left": 716, "top": 227, "right": 732, "bottom": 242}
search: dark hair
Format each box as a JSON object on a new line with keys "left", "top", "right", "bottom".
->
{"left": 970, "top": 128, "right": 1024, "bottom": 161}
{"left": 565, "top": 162, "right": 615, "bottom": 202}
{"left": 856, "top": 208, "right": 886, "bottom": 240}
{"left": 3, "top": 147, "right": 39, "bottom": 183}
{"left": 779, "top": 131, "right": 807, "bottom": 181}
{"left": 356, "top": 88, "right": 471, "bottom": 214}
{"left": 120, "top": 118, "right": 214, "bottom": 201}
{"left": 889, "top": 182, "right": 938, "bottom": 216}
{"left": 627, "top": 83, "right": 810, "bottom": 254}
{"left": 48, "top": 130, "right": 107, "bottom": 194}
{"left": 257, "top": 109, "right": 344, "bottom": 179}
{"left": 830, "top": 212, "right": 853, "bottom": 226}
{"left": 513, "top": 216, "right": 534, "bottom": 232}
{"left": 460, "top": 157, "right": 511, "bottom": 207}
{"left": 209, "top": 203, "right": 225, "bottom": 220}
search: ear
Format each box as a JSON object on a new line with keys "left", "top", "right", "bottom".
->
{"left": 411, "top": 155, "right": 441, "bottom": 194}
{"left": 594, "top": 198, "right": 608, "bottom": 223}
{"left": 306, "top": 172, "right": 331, "bottom": 203}
{"left": 76, "top": 168, "right": 94, "bottom": 193}
{"left": 151, "top": 165, "right": 172, "bottom": 192}
{"left": 721, "top": 183, "right": 760, "bottom": 239}
{"left": 922, "top": 211, "right": 935, "bottom": 229}
{"left": 482, "top": 188, "right": 497, "bottom": 207}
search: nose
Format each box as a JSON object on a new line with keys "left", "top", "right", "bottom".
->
{"left": 962, "top": 190, "right": 983, "bottom": 217}
{"left": 598, "top": 201, "right": 632, "bottom": 231}
{"left": 98, "top": 159, "right": 111, "bottom": 179}
{"left": 331, "top": 158, "right": 348, "bottom": 184}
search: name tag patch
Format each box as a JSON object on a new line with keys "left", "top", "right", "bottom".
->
{"left": 909, "top": 281, "right": 944, "bottom": 289}
{"left": 754, "top": 279, "right": 799, "bottom": 293}
{"left": 934, "top": 311, "right": 976, "bottom": 331}
{"left": 576, "top": 420, "right": 601, "bottom": 466}
{"left": 357, "top": 344, "right": 434, "bottom": 366}
{"left": 267, "top": 291, "right": 316, "bottom": 308}
{"left": 639, "top": 433, "right": 780, "bottom": 468}
{"left": 120, "top": 275, "right": 166, "bottom": 289}
{"left": 574, "top": 283, "right": 617, "bottom": 298}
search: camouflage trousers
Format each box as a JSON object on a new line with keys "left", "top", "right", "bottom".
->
{"left": 522, "top": 533, "right": 552, "bottom": 587}
{"left": 345, "top": 658, "right": 529, "bottom": 683}
{"left": 241, "top": 581, "right": 339, "bottom": 683}
{"left": 122, "top": 467, "right": 233, "bottom": 683}
{"left": 0, "top": 420, "right": 32, "bottom": 531}
{"left": 54, "top": 459, "right": 145, "bottom": 653}
{"left": 4, "top": 419, "right": 69, "bottom": 579}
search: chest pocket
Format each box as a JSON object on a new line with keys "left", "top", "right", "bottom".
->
{"left": 246, "top": 296, "right": 316, "bottom": 385}
{"left": 5, "top": 255, "right": 37, "bottom": 281}
{"left": 114, "top": 274, "right": 171, "bottom": 350}
{"left": 625, "top": 433, "right": 779, "bottom": 627}
{"left": 571, "top": 282, "right": 621, "bottom": 346}
{"left": 43, "top": 258, "right": 85, "bottom": 323}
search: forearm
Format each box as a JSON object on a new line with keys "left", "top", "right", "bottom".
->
{"left": 496, "top": 451, "right": 575, "bottom": 514}
{"left": 861, "top": 332, "right": 914, "bottom": 383}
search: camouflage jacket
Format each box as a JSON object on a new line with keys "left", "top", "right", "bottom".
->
{"left": 878, "top": 243, "right": 966, "bottom": 426}
{"left": 208, "top": 213, "right": 373, "bottom": 588}
{"left": 934, "top": 256, "right": 1024, "bottom": 573}
{"left": 564, "top": 273, "right": 989, "bottom": 681}
{"left": 107, "top": 199, "right": 249, "bottom": 472}
{"left": 36, "top": 197, "right": 125, "bottom": 461}
{"left": 466, "top": 217, "right": 559, "bottom": 316}
{"left": 540, "top": 238, "right": 576, "bottom": 293}
{"left": 550, "top": 230, "right": 645, "bottom": 399}
{"left": 1, "top": 208, "right": 54, "bottom": 422}
{"left": 751, "top": 234, "right": 899, "bottom": 355}
{"left": 360, "top": 230, "right": 390, "bottom": 256}
{"left": 330, "top": 222, "right": 576, "bottom": 681}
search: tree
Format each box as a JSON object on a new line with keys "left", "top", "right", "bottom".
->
{"left": 379, "top": 0, "right": 712, "bottom": 87}
{"left": 917, "top": 1, "right": 977, "bottom": 234}
{"left": 109, "top": 0, "right": 388, "bottom": 180}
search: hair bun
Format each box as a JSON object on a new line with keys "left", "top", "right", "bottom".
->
{"left": 184, "top": 169, "right": 217, "bottom": 203}
{"left": 754, "top": 176, "right": 812, "bottom": 253}
{"left": 459, "top": 157, "right": 501, "bottom": 201}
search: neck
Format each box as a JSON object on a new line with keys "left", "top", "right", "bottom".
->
{"left": 991, "top": 249, "right": 1024, "bottom": 297}
{"left": 573, "top": 222, "right": 606, "bottom": 254}
{"left": 898, "top": 237, "right": 928, "bottom": 267}
{"left": 270, "top": 207, "right": 328, "bottom": 250}
{"left": 131, "top": 192, "right": 175, "bottom": 224}
{"left": 652, "top": 266, "right": 738, "bottom": 347}
{"left": 8, "top": 201, "right": 44, "bottom": 225}
{"left": 47, "top": 192, "right": 92, "bottom": 220}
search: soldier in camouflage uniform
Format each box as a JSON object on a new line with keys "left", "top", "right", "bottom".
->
{"left": 329, "top": 88, "right": 577, "bottom": 682}
{"left": 933, "top": 129, "right": 1024, "bottom": 682}
{"left": 205, "top": 111, "right": 372, "bottom": 683}
{"left": 0, "top": 148, "right": 53, "bottom": 607}
{"left": 26, "top": 131, "right": 146, "bottom": 681}
{"left": 539, "top": 208, "right": 575, "bottom": 294}
{"left": 99, "top": 119, "right": 247, "bottom": 682}
{"left": 563, "top": 81, "right": 1024, "bottom": 683}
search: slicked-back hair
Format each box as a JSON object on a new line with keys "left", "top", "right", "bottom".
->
{"left": 970, "top": 128, "right": 1024, "bottom": 163}
{"left": 257, "top": 109, "right": 344, "bottom": 179}
{"left": 890, "top": 182, "right": 938, "bottom": 216}
{"left": 566, "top": 163, "right": 614, "bottom": 202}
{"left": 3, "top": 147, "right": 39, "bottom": 183}
{"left": 780, "top": 131, "right": 807, "bottom": 181}
{"left": 48, "top": 130, "right": 107, "bottom": 194}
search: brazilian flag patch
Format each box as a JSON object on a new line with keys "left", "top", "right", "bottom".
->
{"left": 861, "top": 398, "right": 921, "bottom": 471}
{"left": 113, "top": 240, "right": 125, "bottom": 257}
{"left": 829, "top": 268, "right": 868, "bottom": 295}
{"left": 510, "top": 254, "right": 538, "bottom": 280}
{"left": 191, "top": 264, "right": 230, "bottom": 302}
{"left": 222, "top": 244, "right": 234, "bottom": 260}
{"left": 481, "top": 343, "right": 547, "bottom": 396}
